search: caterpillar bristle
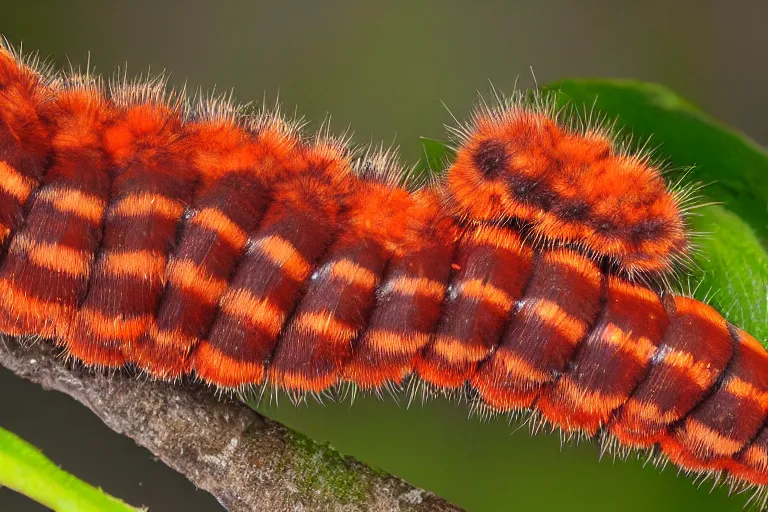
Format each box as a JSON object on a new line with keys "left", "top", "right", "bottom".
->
{"left": 108, "top": 68, "right": 178, "bottom": 111}
{"left": 352, "top": 143, "right": 407, "bottom": 188}
{"left": 1, "top": 38, "right": 767, "bottom": 508}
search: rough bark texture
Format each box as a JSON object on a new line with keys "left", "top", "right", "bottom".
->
{"left": 0, "top": 336, "right": 463, "bottom": 512}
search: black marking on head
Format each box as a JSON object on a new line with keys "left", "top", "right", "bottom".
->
{"left": 557, "top": 200, "right": 590, "bottom": 222}
{"left": 594, "top": 219, "right": 617, "bottom": 235}
{"left": 507, "top": 175, "right": 556, "bottom": 210}
{"left": 473, "top": 139, "right": 509, "bottom": 178}
{"left": 629, "top": 218, "right": 668, "bottom": 245}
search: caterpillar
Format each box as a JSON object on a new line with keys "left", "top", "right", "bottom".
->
{"left": 1, "top": 40, "right": 767, "bottom": 506}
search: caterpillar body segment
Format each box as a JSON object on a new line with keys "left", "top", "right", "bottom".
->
{"left": 1, "top": 42, "right": 768, "bottom": 502}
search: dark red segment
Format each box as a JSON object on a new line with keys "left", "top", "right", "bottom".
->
{"left": 665, "top": 326, "right": 768, "bottom": 472}
{"left": 0, "top": 48, "right": 52, "bottom": 253}
{"left": 538, "top": 277, "right": 668, "bottom": 435}
{"left": 611, "top": 296, "right": 734, "bottom": 448}
{"left": 269, "top": 181, "right": 417, "bottom": 394}
{"left": 132, "top": 119, "right": 305, "bottom": 378}
{"left": 0, "top": 88, "right": 113, "bottom": 341}
{"left": 729, "top": 330, "right": 768, "bottom": 485}
{"left": 343, "top": 192, "right": 456, "bottom": 390}
{"left": 471, "top": 248, "right": 602, "bottom": 412}
{"left": 132, "top": 171, "right": 267, "bottom": 377}
{"left": 416, "top": 225, "right": 534, "bottom": 390}
{"left": 192, "top": 173, "right": 346, "bottom": 388}
{"left": 68, "top": 103, "right": 196, "bottom": 367}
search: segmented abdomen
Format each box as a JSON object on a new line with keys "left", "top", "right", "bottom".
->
{"left": 2, "top": 45, "right": 768, "bottom": 495}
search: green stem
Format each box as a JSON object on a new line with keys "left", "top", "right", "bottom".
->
{"left": 0, "top": 426, "right": 141, "bottom": 512}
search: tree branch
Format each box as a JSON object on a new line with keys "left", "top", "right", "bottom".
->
{"left": 0, "top": 336, "right": 462, "bottom": 512}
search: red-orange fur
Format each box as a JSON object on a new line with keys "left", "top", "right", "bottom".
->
{"left": 1, "top": 42, "right": 768, "bottom": 503}
{"left": 445, "top": 104, "right": 688, "bottom": 276}
{"left": 0, "top": 84, "right": 113, "bottom": 341}
{"left": 0, "top": 49, "right": 52, "bottom": 251}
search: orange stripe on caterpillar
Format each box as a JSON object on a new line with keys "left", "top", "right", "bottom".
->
{"left": 553, "top": 381, "right": 627, "bottom": 417}
{"left": 12, "top": 235, "right": 91, "bottom": 277}
{"left": 0, "top": 160, "right": 36, "bottom": 202}
{"left": 3, "top": 40, "right": 768, "bottom": 503}
{"left": 361, "top": 330, "right": 431, "bottom": 356}
{"left": 328, "top": 259, "right": 379, "bottom": 289}
{"left": 457, "top": 279, "right": 514, "bottom": 310}
{"left": 726, "top": 377, "right": 768, "bottom": 408}
{"left": 218, "top": 288, "right": 286, "bottom": 338}
{"left": 488, "top": 351, "right": 550, "bottom": 384}
{"left": 193, "top": 341, "right": 268, "bottom": 388}
{"left": 294, "top": 310, "right": 358, "bottom": 342}
{"left": 103, "top": 250, "right": 167, "bottom": 280}
{"left": 527, "top": 298, "right": 591, "bottom": 344}
{"left": 36, "top": 187, "right": 106, "bottom": 224}
{"left": 111, "top": 193, "right": 185, "bottom": 220}
{"left": 189, "top": 207, "right": 248, "bottom": 249}
{"left": 383, "top": 276, "right": 446, "bottom": 301}
{"left": 430, "top": 334, "right": 492, "bottom": 365}
{"left": 600, "top": 322, "right": 658, "bottom": 366}
{"left": 659, "top": 349, "right": 720, "bottom": 390}
{"left": 252, "top": 235, "right": 313, "bottom": 282}
{"left": 76, "top": 309, "right": 152, "bottom": 342}
{"left": 166, "top": 259, "right": 229, "bottom": 304}
{"left": 146, "top": 323, "right": 197, "bottom": 352}
{"left": 0, "top": 279, "right": 70, "bottom": 338}
{"left": 673, "top": 419, "right": 745, "bottom": 458}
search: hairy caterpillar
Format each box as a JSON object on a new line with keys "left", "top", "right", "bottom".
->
{"left": 1, "top": 39, "right": 767, "bottom": 507}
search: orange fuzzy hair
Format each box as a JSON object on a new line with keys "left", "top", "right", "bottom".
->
{"left": 3, "top": 38, "right": 768, "bottom": 508}
{"left": 444, "top": 92, "right": 691, "bottom": 279}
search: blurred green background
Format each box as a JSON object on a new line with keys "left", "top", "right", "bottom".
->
{"left": 1, "top": 1, "right": 767, "bottom": 511}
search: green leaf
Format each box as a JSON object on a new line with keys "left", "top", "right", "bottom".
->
{"left": 689, "top": 205, "right": 768, "bottom": 340}
{"left": 417, "top": 136, "right": 454, "bottom": 175}
{"left": 0, "top": 427, "right": 141, "bottom": 512}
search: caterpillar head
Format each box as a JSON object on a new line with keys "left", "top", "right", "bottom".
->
{"left": 445, "top": 95, "right": 690, "bottom": 278}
